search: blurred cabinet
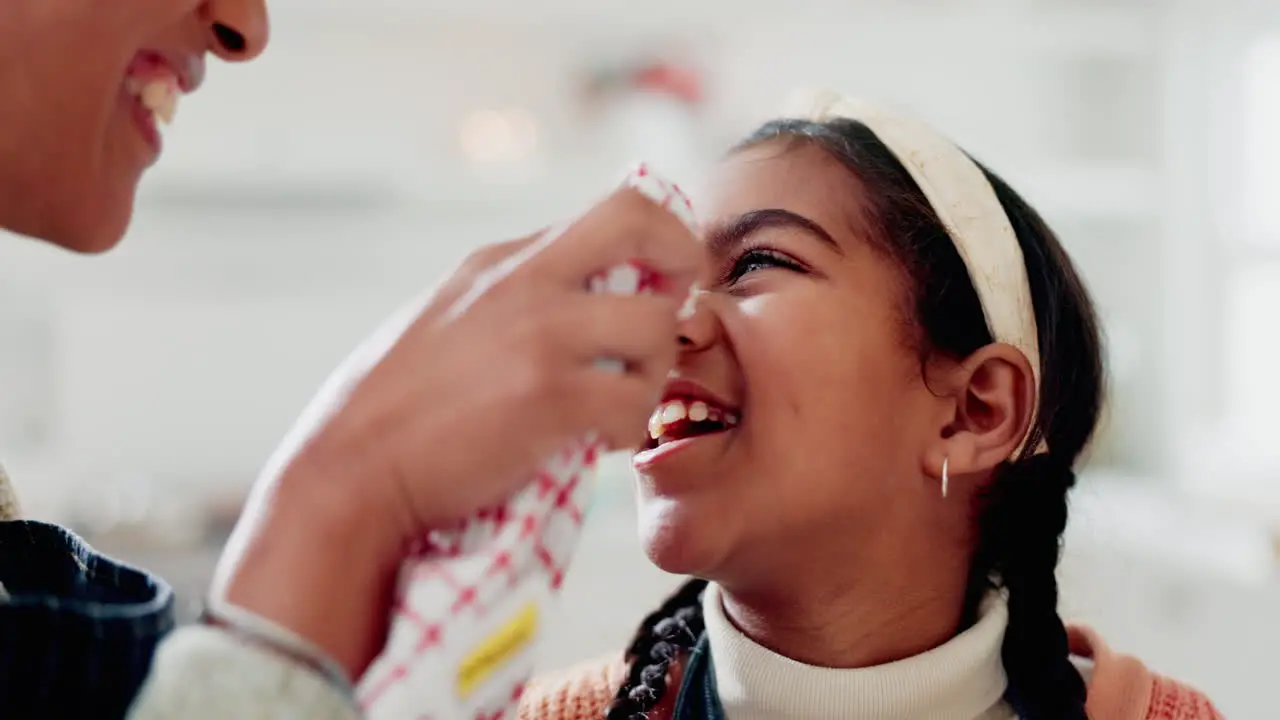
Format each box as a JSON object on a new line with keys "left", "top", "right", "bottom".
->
{"left": 1060, "top": 543, "right": 1278, "bottom": 719}
{"left": 0, "top": 286, "right": 53, "bottom": 453}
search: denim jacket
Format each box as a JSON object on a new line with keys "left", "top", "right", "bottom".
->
{"left": 671, "top": 634, "right": 723, "bottom": 720}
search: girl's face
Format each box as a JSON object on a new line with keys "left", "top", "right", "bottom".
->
{"left": 633, "top": 141, "right": 956, "bottom": 588}
{"left": 0, "top": 0, "right": 268, "bottom": 252}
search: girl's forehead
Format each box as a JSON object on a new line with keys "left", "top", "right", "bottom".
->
{"left": 694, "top": 141, "right": 871, "bottom": 239}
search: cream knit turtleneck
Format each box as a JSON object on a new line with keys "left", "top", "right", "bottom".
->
{"left": 701, "top": 582, "right": 1017, "bottom": 720}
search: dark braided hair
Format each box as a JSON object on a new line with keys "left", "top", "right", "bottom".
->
{"left": 610, "top": 117, "right": 1104, "bottom": 720}
{"left": 605, "top": 578, "right": 708, "bottom": 720}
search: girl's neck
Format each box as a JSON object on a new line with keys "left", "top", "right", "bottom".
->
{"left": 715, "top": 544, "right": 974, "bottom": 668}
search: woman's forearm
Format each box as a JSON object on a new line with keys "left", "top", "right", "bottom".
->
{"left": 216, "top": 454, "right": 409, "bottom": 681}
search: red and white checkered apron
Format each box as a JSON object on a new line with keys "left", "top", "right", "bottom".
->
{"left": 357, "top": 164, "right": 696, "bottom": 720}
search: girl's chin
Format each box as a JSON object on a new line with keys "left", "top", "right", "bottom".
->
{"left": 635, "top": 497, "right": 729, "bottom": 577}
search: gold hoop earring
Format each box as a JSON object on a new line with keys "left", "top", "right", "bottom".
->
{"left": 941, "top": 456, "right": 949, "bottom": 499}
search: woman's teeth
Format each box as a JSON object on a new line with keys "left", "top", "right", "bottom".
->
{"left": 127, "top": 76, "right": 181, "bottom": 126}
{"left": 648, "top": 399, "right": 740, "bottom": 442}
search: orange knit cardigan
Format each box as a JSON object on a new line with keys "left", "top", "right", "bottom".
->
{"left": 517, "top": 625, "right": 1222, "bottom": 720}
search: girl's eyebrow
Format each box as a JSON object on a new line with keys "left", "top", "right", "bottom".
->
{"left": 704, "top": 208, "right": 842, "bottom": 258}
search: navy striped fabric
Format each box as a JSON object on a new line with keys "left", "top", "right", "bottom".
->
{"left": 0, "top": 521, "right": 175, "bottom": 718}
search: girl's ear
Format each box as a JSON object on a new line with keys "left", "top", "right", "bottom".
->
{"left": 923, "top": 343, "right": 1037, "bottom": 483}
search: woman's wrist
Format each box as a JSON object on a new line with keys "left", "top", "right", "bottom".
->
{"left": 199, "top": 601, "right": 357, "bottom": 696}
{"left": 221, "top": 450, "right": 413, "bottom": 680}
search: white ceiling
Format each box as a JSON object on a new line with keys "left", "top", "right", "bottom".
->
{"left": 264, "top": 0, "right": 1154, "bottom": 36}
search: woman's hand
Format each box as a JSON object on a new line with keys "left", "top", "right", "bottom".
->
{"left": 212, "top": 185, "right": 702, "bottom": 679}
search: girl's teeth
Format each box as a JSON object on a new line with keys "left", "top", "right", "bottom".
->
{"left": 647, "top": 398, "right": 740, "bottom": 442}
{"left": 660, "top": 402, "right": 686, "bottom": 425}
{"left": 688, "top": 401, "right": 709, "bottom": 423}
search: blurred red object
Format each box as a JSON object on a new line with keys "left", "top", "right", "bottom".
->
{"left": 582, "top": 59, "right": 704, "bottom": 107}
{"left": 632, "top": 62, "right": 703, "bottom": 105}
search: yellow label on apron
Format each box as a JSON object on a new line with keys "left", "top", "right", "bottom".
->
{"left": 457, "top": 602, "right": 539, "bottom": 697}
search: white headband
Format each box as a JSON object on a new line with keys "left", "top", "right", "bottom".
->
{"left": 792, "top": 92, "right": 1046, "bottom": 457}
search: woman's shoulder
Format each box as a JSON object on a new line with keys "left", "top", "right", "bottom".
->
{"left": 0, "top": 464, "right": 21, "bottom": 520}
{"left": 1067, "top": 624, "right": 1223, "bottom": 720}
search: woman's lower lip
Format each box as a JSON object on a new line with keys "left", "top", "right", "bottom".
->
{"left": 632, "top": 431, "right": 731, "bottom": 470}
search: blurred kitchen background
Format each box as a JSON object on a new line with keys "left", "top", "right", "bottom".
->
{"left": 1, "top": 0, "right": 1279, "bottom": 715}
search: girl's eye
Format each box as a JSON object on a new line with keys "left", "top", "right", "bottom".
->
{"left": 725, "top": 248, "right": 805, "bottom": 283}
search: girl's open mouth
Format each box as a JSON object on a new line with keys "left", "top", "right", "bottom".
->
{"left": 642, "top": 396, "right": 740, "bottom": 451}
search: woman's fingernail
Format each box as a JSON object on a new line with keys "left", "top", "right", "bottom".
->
{"left": 623, "top": 162, "right": 698, "bottom": 233}
{"left": 677, "top": 286, "right": 701, "bottom": 320}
